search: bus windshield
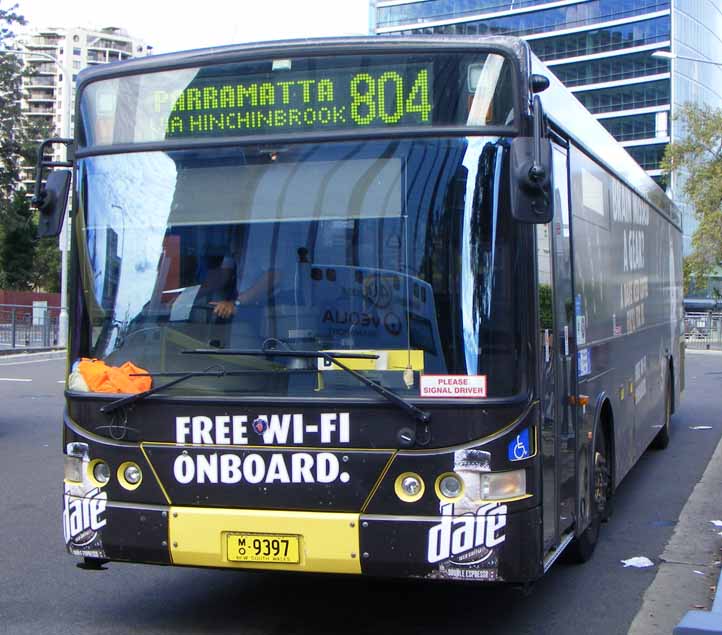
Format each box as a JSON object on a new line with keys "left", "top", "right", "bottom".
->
{"left": 76, "top": 137, "right": 526, "bottom": 398}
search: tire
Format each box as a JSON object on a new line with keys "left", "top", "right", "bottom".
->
{"left": 566, "top": 425, "right": 611, "bottom": 563}
{"left": 651, "top": 370, "right": 672, "bottom": 450}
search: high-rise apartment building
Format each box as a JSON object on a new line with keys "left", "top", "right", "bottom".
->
{"left": 19, "top": 26, "right": 152, "bottom": 177}
{"left": 372, "top": 0, "right": 722, "bottom": 254}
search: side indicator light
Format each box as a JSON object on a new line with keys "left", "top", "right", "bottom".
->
{"left": 569, "top": 395, "right": 590, "bottom": 406}
{"left": 480, "top": 470, "right": 526, "bottom": 501}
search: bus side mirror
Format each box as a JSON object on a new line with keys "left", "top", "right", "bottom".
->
{"left": 34, "top": 170, "right": 71, "bottom": 238}
{"left": 510, "top": 95, "right": 552, "bottom": 224}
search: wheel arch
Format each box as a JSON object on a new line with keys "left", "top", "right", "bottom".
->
{"left": 575, "top": 391, "right": 617, "bottom": 548}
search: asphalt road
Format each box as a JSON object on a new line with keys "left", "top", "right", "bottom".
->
{"left": 0, "top": 351, "right": 720, "bottom": 635}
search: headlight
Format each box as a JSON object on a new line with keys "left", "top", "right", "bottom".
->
{"left": 91, "top": 460, "right": 111, "bottom": 485}
{"left": 435, "top": 472, "right": 464, "bottom": 501}
{"left": 394, "top": 472, "right": 425, "bottom": 502}
{"left": 118, "top": 461, "right": 143, "bottom": 490}
{"left": 480, "top": 469, "right": 526, "bottom": 501}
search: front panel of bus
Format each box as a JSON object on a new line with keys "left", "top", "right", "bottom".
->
{"left": 62, "top": 41, "right": 543, "bottom": 582}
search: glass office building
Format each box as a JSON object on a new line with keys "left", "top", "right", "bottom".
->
{"left": 373, "top": 0, "right": 722, "bottom": 254}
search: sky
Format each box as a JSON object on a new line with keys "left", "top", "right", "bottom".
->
{"left": 15, "top": 0, "right": 373, "bottom": 54}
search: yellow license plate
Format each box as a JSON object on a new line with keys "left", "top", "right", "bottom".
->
{"left": 226, "top": 533, "right": 300, "bottom": 563}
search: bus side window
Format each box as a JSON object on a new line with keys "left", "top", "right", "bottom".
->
{"left": 537, "top": 224, "right": 553, "bottom": 329}
{"left": 537, "top": 223, "right": 554, "bottom": 366}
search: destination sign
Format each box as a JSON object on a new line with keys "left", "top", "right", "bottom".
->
{"left": 80, "top": 52, "right": 516, "bottom": 147}
{"left": 152, "top": 63, "right": 434, "bottom": 138}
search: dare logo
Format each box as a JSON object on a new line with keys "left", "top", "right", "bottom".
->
{"left": 63, "top": 486, "right": 107, "bottom": 547}
{"left": 427, "top": 502, "right": 507, "bottom": 565}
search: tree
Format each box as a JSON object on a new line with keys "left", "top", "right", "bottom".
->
{"left": 0, "top": 3, "right": 27, "bottom": 208}
{"left": 0, "top": 3, "right": 62, "bottom": 292}
{"left": 0, "top": 191, "right": 35, "bottom": 289}
{"left": 32, "top": 237, "right": 61, "bottom": 292}
{"left": 22, "top": 117, "right": 59, "bottom": 292}
{"left": 663, "top": 104, "right": 722, "bottom": 291}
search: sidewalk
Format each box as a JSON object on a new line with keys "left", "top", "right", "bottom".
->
{"left": 629, "top": 426, "right": 722, "bottom": 634}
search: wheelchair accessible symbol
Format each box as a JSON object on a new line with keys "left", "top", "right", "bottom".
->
{"left": 508, "top": 429, "right": 530, "bottom": 462}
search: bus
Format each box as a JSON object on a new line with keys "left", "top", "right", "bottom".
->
{"left": 36, "top": 35, "right": 683, "bottom": 583}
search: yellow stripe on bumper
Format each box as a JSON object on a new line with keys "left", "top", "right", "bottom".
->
{"left": 169, "top": 507, "right": 361, "bottom": 574}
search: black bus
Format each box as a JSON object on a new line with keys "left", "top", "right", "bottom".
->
{"left": 37, "top": 36, "right": 683, "bottom": 583}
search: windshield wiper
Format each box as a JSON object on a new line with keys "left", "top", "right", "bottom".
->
{"left": 100, "top": 367, "right": 229, "bottom": 415}
{"left": 184, "top": 345, "right": 431, "bottom": 425}
{"left": 99, "top": 365, "right": 318, "bottom": 415}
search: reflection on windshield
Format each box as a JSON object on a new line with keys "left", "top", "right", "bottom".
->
{"left": 461, "top": 140, "right": 505, "bottom": 375}
{"left": 77, "top": 138, "right": 526, "bottom": 398}
{"left": 83, "top": 152, "right": 176, "bottom": 339}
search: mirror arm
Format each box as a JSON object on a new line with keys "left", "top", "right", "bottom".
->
{"left": 529, "top": 95, "right": 546, "bottom": 186}
{"left": 32, "top": 137, "right": 74, "bottom": 209}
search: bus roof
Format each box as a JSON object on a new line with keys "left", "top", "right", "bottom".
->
{"left": 76, "top": 34, "right": 678, "bottom": 228}
{"left": 529, "top": 51, "right": 680, "bottom": 228}
{"left": 76, "top": 35, "right": 530, "bottom": 85}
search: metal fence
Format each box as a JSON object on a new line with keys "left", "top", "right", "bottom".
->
{"left": 0, "top": 304, "right": 61, "bottom": 350}
{"left": 684, "top": 311, "right": 722, "bottom": 350}
{"left": 1, "top": 303, "right": 716, "bottom": 352}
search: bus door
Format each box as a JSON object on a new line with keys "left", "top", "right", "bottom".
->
{"left": 539, "top": 142, "right": 577, "bottom": 549}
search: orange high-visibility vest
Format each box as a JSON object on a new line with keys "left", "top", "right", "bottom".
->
{"left": 77, "top": 358, "right": 152, "bottom": 394}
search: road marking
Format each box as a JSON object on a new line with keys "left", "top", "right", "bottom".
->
{"left": 0, "top": 378, "right": 32, "bottom": 382}
{"left": 57, "top": 380, "right": 65, "bottom": 383}
{"left": 0, "top": 357, "right": 66, "bottom": 367}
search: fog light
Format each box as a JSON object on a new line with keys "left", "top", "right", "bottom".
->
{"left": 394, "top": 472, "right": 425, "bottom": 502}
{"left": 480, "top": 469, "right": 526, "bottom": 501}
{"left": 124, "top": 464, "right": 141, "bottom": 484}
{"left": 118, "top": 461, "right": 143, "bottom": 490}
{"left": 436, "top": 472, "right": 464, "bottom": 501}
{"left": 403, "top": 476, "right": 421, "bottom": 495}
{"left": 91, "top": 460, "right": 111, "bottom": 485}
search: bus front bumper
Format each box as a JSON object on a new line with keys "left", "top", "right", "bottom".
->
{"left": 65, "top": 494, "right": 543, "bottom": 582}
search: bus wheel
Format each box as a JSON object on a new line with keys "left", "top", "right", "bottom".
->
{"left": 651, "top": 370, "right": 672, "bottom": 450}
{"left": 567, "top": 427, "right": 610, "bottom": 563}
